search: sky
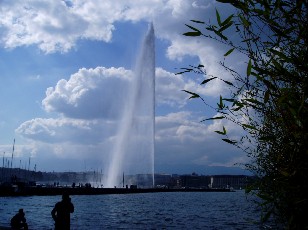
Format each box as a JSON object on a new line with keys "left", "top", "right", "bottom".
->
{"left": 0, "top": 0, "right": 250, "bottom": 175}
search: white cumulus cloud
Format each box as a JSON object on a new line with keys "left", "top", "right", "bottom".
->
{"left": 0, "top": 0, "right": 215, "bottom": 53}
{"left": 42, "top": 67, "right": 132, "bottom": 119}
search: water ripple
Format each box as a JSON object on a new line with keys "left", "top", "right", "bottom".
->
{"left": 0, "top": 191, "right": 265, "bottom": 229}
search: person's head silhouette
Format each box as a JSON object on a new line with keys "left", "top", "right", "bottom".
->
{"left": 62, "top": 192, "right": 70, "bottom": 201}
{"left": 19, "top": 209, "right": 25, "bottom": 216}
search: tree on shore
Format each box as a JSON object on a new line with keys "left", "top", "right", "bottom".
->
{"left": 179, "top": 0, "right": 308, "bottom": 228}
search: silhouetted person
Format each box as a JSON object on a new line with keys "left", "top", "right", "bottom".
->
{"left": 51, "top": 192, "right": 74, "bottom": 230}
{"left": 10, "top": 209, "right": 28, "bottom": 230}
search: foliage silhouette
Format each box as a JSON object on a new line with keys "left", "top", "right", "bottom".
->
{"left": 179, "top": 0, "right": 308, "bottom": 229}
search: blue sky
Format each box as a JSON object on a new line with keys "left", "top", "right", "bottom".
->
{"left": 0, "top": 0, "right": 249, "bottom": 175}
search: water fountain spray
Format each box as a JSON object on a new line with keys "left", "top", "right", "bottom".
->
{"left": 105, "top": 23, "right": 155, "bottom": 188}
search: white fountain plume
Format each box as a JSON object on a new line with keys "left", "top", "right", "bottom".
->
{"left": 105, "top": 23, "right": 155, "bottom": 188}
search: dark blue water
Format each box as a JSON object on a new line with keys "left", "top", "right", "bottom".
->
{"left": 0, "top": 191, "right": 262, "bottom": 229}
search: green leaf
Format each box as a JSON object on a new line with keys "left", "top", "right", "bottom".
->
{"left": 224, "top": 48, "right": 235, "bottom": 56}
{"left": 247, "top": 59, "right": 252, "bottom": 77}
{"left": 239, "top": 14, "right": 250, "bottom": 27}
{"left": 242, "top": 124, "right": 258, "bottom": 130}
{"left": 241, "top": 38, "right": 253, "bottom": 43}
{"left": 222, "top": 98, "right": 235, "bottom": 102}
{"left": 221, "top": 14, "right": 233, "bottom": 27}
{"left": 215, "top": 126, "right": 227, "bottom": 135}
{"left": 183, "top": 31, "right": 202, "bottom": 37}
{"left": 176, "top": 71, "right": 187, "bottom": 75}
{"left": 218, "top": 21, "right": 233, "bottom": 32}
{"left": 253, "top": 8, "right": 265, "bottom": 16}
{"left": 244, "top": 98, "right": 262, "bottom": 105}
{"left": 203, "top": 116, "right": 225, "bottom": 121}
{"left": 185, "top": 24, "right": 201, "bottom": 32}
{"left": 269, "top": 48, "right": 291, "bottom": 62}
{"left": 222, "top": 80, "right": 233, "bottom": 86}
{"left": 264, "top": 90, "right": 270, "bottom": 103}
{"left": 213, "top": 30, "right": 228, "bottom": 40}
{"left": 206, "top": 26, "right": 215, "bottom": 32}
{"left": 180, "top": 67, "right": 193, "bottom": 71}
{"left": 216, "top": 9, "right": 221, "bottom": 26}
{"left": 262, "top": 210, "right": 272, "bottom": 222}
{"left": 215, "top": 131, "right": 225, "bottom": 135}
{"left": 271, "top": 58, "right": 282, "bottom": 70}
{"left": 175, "top": 67, "right": 193, "bottom": 75}
{"left": 190, "top": 20, "right": 205, "bottom": 24}
{"left": 218, "top": 95, "right": 225, "bottom": 109}
{"left": 222, "top": 139, "right": 237, "bottom": 144}
{"left": 200, "top": 77, "right": 217, "bottom": 85}
{"left": 182, "top": 90, "right": 200, "bottom": 99}
{"left": 232, "top": 106, "right": 242, "bottom": 111}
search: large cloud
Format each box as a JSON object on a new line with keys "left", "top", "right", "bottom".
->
{"left": 15, "top": 117, "right": 114, "bottom": 144}
{"left": 0, "top": 0, "right": 158, "bottom": 53}
{"left": 41, "top": 66, "right": 207, "bottom": 119}
{"left": 0, "top": 0, "right": 214, "bottom": 53}
{"left": 42, "top": 67, "right": 132, "bottom": 119}
{"left": 0, "top": 0, "right": 242, "bottom": 96}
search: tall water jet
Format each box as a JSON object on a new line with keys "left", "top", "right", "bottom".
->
{"left": 105, "top": 23, "right": 155, "bottom": 188}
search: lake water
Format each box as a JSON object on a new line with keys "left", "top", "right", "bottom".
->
{"left": 0, "top": 190, "right": 264, "bottom": 229}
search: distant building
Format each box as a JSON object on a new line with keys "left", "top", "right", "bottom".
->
{"left": 179, "top": 174, "right": 250, "bottom": 189}
{"left": 210, "top": 175, "right": 249, "bottom": 189}
{"left": 154, "top": 174, "right": 172, "bottom": 188}
{"left": 180, "top": 174, "right": 210, "bottom": 188}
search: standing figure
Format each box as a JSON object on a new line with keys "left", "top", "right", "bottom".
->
{"left": 51, "top": 192, "right": 74, "bottom": 230}
{"left": 11, "top": 209, "right": 28, "bottom": 230}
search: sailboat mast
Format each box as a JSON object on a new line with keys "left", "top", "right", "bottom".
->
{"left": 28, "top": 157, "right": 31, "bottom": 171}
{"left": 2, "top": 152, "right": 5, "bottom": 181}
{"left": 11, "top": 139, "right": 15, "bottom": 169}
